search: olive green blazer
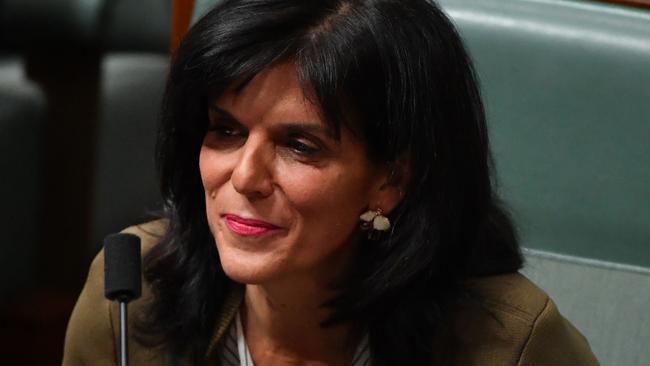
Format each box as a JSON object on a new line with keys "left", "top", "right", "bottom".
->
{"left": 63, "top": 221, "right": 599, "bottom": 365}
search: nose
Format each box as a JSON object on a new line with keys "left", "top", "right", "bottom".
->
{"left": 231, "top": 135, "right": 274, "bottom": 199}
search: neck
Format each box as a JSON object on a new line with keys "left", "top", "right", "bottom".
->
{"left": 242, "top": 277, "right": 360, "bottom": 365}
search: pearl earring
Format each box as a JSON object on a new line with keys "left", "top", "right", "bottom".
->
{"left": 360, "top": 208, "right": 391, "bottom": 239}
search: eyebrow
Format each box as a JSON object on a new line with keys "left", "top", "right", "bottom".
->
{"left": 209, "top": 105, "right": 337, "bottom": 140}
{"left": 208, "top": 105, "right": 236, "bottom": 119}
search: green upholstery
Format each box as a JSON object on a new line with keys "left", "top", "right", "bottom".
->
{"left": 438, "top": 0, "right": 650, "bottom": 267}
{"left": 193, "top": 0, "right": 221, "bottom": 24}
{"left": 102, "top": 0, "right": 171, "bottom": 52}
{"left": 0, "top": 58, "right": 45, "bottom": 295}
{"left": 91, "top": 54, "right": 168, "bottom": 249}
{"left": 0, "top": 0, "right": 171, "bottom": 272}
{"left": 0, "top": 0, "right": 104, "bottom": 45}
{"left": 90, "top": 0, "right": 171, "bottom": 248}
{"left": 523, "top": 250, "right": 650, "bottom": 365}
{"left": 437, "top": 1, "right": 650, "bottom": 364}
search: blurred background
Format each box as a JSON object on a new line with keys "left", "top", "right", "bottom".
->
{"left": 0, "top": 0, "right": 171, "bottom": 363}
{"left": 0, "top": 0, "right": 648, "bottom": 364}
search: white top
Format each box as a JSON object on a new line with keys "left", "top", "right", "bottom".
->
{"left": 218, "top": 311, "right": 372, "bottom": 366}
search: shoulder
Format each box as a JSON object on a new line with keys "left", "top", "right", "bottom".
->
{"left": 449, "top": 273, "right": 598, "bottom": 366}
{"left": 120, "top": 219, "right": 168, "bottom": 254}
{"left": 63, "top": 219, "right": 169, "bottom": 366}
{"left": 465, "top": 272, "right": 548, "bottom": 323}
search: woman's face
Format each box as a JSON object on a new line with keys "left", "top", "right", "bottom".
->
{"left": 199, "top": 62, "right": 395, "bottom": 286}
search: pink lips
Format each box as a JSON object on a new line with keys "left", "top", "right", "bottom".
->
{"left": 223, "top": 214, "right": 281, "bottom": 237}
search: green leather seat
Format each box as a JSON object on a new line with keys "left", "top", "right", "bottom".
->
{"left": 436, "top": 1, "right": 650, "bottom": 364}
{"left": 438, "top": 0, "right": 650, "bottom": 267}
{"left": 90, "top": 0, "right": 171, "bottom": 247}
{"left": 522, "top": 249, "right": 649, "bottom": 365}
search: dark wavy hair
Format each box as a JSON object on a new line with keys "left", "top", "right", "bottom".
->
{"left": 139, "top": 0, "right": 522, "bottom": 364}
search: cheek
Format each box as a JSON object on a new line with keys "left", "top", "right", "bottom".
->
{"left": 199, "top": 145, "right": 236, "bottom": 234}
{"left": 278, "top": 163, "right": 372, "bottom": 233}
{"left": 199, "top": 145, "right": 231, "bottom": 196}
{"left": 198, "top": 145, "right": 213, "bottom": 191}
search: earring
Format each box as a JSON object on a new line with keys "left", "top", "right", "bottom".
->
{"left": 360, "top": 209, "right": 391, "bottom": 240}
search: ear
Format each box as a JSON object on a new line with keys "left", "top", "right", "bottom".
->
{"left": 368, "top": 158, "right": 410, "bottom": 215}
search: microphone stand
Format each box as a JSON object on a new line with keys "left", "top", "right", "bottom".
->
{"left": 119, "top": 299, "right": 129, "bottom": 366}
{"left": 103, "top": 232, "right": 141, "bottom": 366}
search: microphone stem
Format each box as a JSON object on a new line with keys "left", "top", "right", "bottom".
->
{"left": 119, "top": 300, "right": 129, "bottom": 366}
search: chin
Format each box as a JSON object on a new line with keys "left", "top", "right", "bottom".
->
{"left": 217, "top": 245, "right": 286, "bottom": 285}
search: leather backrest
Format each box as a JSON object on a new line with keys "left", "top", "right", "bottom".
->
{"left": 523, "top": 249, "right": 650, "bottom": 365}
{"left": 438, "top": 0, "right": 650, "bottom": 267}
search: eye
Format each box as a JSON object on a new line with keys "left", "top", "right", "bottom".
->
{"left": 283, "top": 133, "right": 325, "bottom": 159}
{"left": 205, "top": 120, "right": 247, "bottom": 148}
{"left": 287, "top": 139, "right": 320, "bottom": 154}
{"left": 208, "top": 124, "right": 241, "bottom": 138}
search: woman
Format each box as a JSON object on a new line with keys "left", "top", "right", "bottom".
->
{"left": 64, "top": 0, "right": 598, "bottom": 365}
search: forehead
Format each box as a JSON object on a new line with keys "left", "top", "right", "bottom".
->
{"left": 213, "top": 62, "right": 323, "bottom": 125}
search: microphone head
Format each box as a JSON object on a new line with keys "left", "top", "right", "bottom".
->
{"left": 104, "top": 233, "right": 142, "bottom": 302}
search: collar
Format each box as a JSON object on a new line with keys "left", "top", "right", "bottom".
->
{"left": 203, "top": 285, "right": 372, "bottom": 366}
{"left": 205, "top": 283, "right": 246, "bottom": 360}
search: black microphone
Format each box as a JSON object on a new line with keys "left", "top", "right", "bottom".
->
{"left": 104, "top": 233, "right": 142, "bottom": 366}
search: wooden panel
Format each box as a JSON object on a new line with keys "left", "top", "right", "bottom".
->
{"left": 171, "top": 0, "right": 196, "bottom": 52}
{"left": 600, "top": 0, "right": 650, "bottom": 9}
